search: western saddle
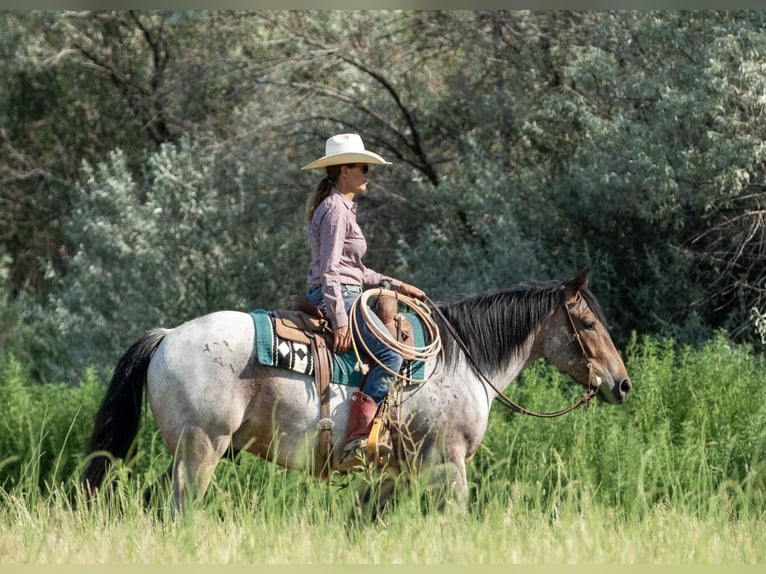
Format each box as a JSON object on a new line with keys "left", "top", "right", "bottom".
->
{"left": 271, "top": 291, "right": 413, "bottom": 476}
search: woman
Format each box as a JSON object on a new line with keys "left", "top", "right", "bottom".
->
{"left": 302, "top": 133, "right": 425, "bottom": 470}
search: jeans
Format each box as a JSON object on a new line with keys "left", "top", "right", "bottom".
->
{"left": 306, "top": 284, "right": 403, "bottom": 404}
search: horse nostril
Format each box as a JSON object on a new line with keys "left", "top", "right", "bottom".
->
{"left": 619, "top": 378, "right": 632, "bottom": 395}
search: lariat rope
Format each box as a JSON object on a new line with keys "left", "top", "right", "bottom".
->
{"left": 347, "top": 285, "right": 599, "bottom": 418}
{"left": 348, "top": 288, "right": 444, "bottom": 384}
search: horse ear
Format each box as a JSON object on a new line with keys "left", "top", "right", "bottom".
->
{"left": 564, "top": 268, "right": 590, "bottom": 301}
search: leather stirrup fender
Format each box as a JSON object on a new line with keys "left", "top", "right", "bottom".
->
{"left": 310, "top": 334, "right": 333, "bottom": 478}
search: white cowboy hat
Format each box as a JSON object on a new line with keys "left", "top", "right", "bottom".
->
{"left": 301, "top": 133, "right": 392, "bottom": 170}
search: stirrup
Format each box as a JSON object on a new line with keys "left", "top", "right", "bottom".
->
{"left": 338, "top": 438, "right": 369, "bottom": 471}
{"left": 366, "top": 415, "right": 392, "bottom": 458}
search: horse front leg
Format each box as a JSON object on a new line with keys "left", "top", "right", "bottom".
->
{"left": 421, "top": 458, "right": 469, "bottom": 514}
{"left": 400, "top": 429, "right": 470, "bottom": 515}
{"left": 347, "top": 458, "right": 468, "bottom": 527}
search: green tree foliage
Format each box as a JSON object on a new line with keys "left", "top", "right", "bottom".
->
{"left": 531, "top": 11, "right": 766, "bottom": 341}
{"left": 45, "top": 138, "right": 306, "bottom": 378}
{"left": 3, "top": 11, "right": 766, "bottom": 380}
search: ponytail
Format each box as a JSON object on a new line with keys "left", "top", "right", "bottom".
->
{"left": 306, "top": 165, "right": 342, "bottom": 221}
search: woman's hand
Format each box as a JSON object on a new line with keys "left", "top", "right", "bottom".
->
{"left": 398, "top": 282, "right": 426, "bottom": 300}
{"left": 333, "top": 325, "right": 352, "bottom": 353}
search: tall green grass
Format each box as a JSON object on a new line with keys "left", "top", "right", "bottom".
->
{"left": 0, "top": 356, "right": 104, "bottom": 499}
{"left": 1, "top": 332, "right": 765, "bottom": 562}
{"left": 475, "top": 332, "right": 766, "bottom": 521}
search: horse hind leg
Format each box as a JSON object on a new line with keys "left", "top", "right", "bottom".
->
{"left": 171, "top": 425, "right": 231, "bottom": 515}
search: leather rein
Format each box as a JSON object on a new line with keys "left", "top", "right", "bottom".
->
{"left": 425, "top": 284, "right": 601, "bottom": 419}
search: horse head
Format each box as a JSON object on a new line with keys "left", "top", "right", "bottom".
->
{"left": 537, "top": 268, "right": 632, "bottom": 404}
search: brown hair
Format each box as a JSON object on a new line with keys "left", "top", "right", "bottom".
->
{"left": 306, "top": 164, "right": 343, "bottom": 222}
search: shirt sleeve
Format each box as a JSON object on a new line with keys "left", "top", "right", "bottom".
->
{"left": 318, "top": 206, "right": 349, "bottom": 328}
{"left": 361, "top": 267, "right": 401, "bottom": 291}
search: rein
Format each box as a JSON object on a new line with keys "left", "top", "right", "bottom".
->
{"left": 424, "top": 285, "right": 600, "bottom": 419}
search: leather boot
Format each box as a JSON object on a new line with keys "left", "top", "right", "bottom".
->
{"left": 338, "top": 391, "right": 377, "bottom": 471}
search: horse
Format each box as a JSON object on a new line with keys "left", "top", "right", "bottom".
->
{"left": 82, "top": 268, "right": 631, "bottom": 519}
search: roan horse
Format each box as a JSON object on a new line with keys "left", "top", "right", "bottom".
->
{"left": 82, "top": 269, "right": 631, "bottom": 518}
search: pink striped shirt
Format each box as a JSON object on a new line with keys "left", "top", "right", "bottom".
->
{"left": 307, "top": 188, "right": 400, "bottom": 328}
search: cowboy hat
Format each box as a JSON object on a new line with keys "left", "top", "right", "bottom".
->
{"left": 301, "top": 133, "right": 392, "bottom": 170}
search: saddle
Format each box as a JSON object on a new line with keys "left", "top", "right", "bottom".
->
{"left": 278, "top": 292, "right": 414, "bottom": 476}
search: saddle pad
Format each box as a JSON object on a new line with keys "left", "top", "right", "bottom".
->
{"left": 249, "top": 309, "right": 426, "bottom": 387}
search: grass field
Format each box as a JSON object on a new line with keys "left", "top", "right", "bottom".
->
{"left": 2, "top": 474, "right": 765, "bottom": 563}
{"left": 1, "top": 332, "right": 766, "bottom": 563}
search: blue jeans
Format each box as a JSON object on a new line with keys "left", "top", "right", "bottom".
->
{"left": 306, "top": 284, "right": 402, "bottom": 404}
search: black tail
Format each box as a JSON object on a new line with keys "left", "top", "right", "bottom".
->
{"left": 82, "top": 329, "right": 167, "bottom": 493}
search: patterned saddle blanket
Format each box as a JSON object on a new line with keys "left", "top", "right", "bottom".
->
{"left": 249, "top": 309, "right": 427, "bottom": 387}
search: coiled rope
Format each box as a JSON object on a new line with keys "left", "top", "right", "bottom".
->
{"left": 347, "top": 288, "right": 444, "bottom": 384}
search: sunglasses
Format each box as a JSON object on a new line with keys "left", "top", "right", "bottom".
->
{"left": 348, "top": 164, "right": 370, "bottom": 173}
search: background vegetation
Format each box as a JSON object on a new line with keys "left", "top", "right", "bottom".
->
{"left": 2, "top": 11, "right": 766, "bottom": 380}
{"left": 2, "top": 10, "right": 766, "bottom": 562}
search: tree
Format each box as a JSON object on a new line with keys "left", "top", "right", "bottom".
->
{"left": 680, "top": 12, "right": 766, "bottom": 337}
{"left": 483, "top": 11, "right": 766, "bottom": 343}
{"left": 252, "top": 11, "right": 459, "bottom": 186}
{"left": 46, "top": 137, "right": 307, "bottom": 378}
{"left": 6, "top": 10, "right": 766, "bottom": 382}
{"left": 0, "top": 11, "right": 266, "bottom": 298}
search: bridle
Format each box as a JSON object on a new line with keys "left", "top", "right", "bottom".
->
{"left": 426, "top": 284, "right": 601, "bottom": 419}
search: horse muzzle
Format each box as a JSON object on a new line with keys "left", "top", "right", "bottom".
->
{"left": 596, "top": 375, "right": 632, "bottom": 404}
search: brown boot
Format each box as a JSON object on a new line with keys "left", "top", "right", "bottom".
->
{"left": 338, "top": 391, "right": 377, "bottom": 471}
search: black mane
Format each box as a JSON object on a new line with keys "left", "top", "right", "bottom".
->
{"left": 436, "top": 281, "right": 608, "bottom": 373}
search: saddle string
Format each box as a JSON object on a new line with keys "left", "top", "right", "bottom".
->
{"left": 422, "top": 287, "right": 600, "bottom": 419}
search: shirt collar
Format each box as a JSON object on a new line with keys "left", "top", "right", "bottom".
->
{"left": 331, "top": 187, "right": 357, "bottom": 213}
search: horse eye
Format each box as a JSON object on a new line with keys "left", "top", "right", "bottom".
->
{"left": 583, "top": 321, "right": 596, "bottom": 330}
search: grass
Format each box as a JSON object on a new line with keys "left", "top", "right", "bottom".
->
{"left": 1, "top": 331, "right": 766, "bottom": 563}
{"left": 2, "top": 475, "right": 765, "bottom": 563}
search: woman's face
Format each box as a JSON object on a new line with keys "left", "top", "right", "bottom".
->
{"left": 341, "top": 163, "right": 370, "bottom": 194}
